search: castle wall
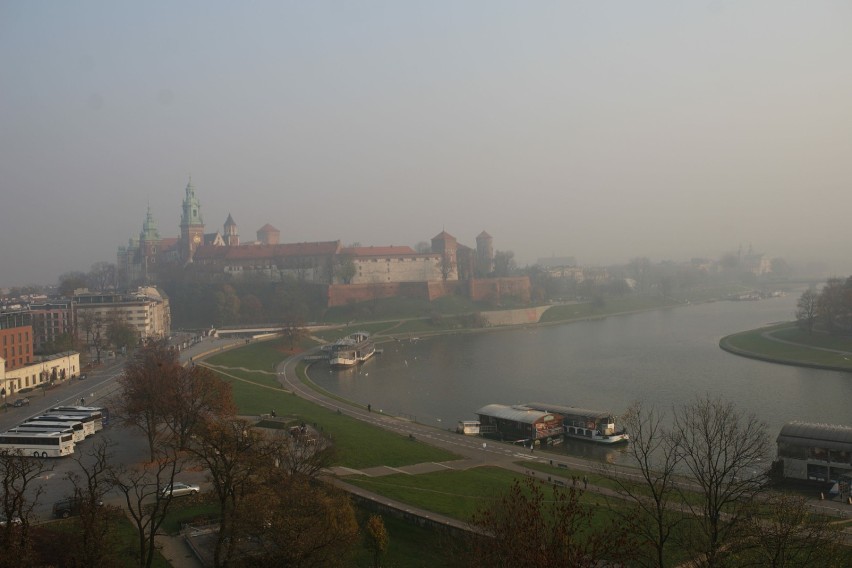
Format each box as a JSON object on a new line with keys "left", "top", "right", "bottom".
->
{"left": 468, "top": 277, "right": 532, "bottom": 304}
{"left": 327, "top": 282, "right": 433, "bottom": 307}
{"left": 326, "top": 278, "right": 529, "bottom": 307}
{"left": 351, "top": 255, "right": 447, "bottom": 284}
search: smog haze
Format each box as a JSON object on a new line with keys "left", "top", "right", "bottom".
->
{"left": 2, "top": 1, "right": 851, "bottom": 287}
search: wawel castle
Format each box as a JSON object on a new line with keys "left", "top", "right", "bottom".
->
{"left": 118, "top": 180, "right": 530, "bottom": 307}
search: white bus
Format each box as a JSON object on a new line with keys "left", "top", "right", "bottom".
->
{"left": 48, "top": 408, "right": 105, "bottom": 432}
{"left": 51, "top": 406, "right": 110, "bottom": 426}
{"left": 27, "top": 415, "right": 95, "bottom": 437}
{"left": 11, "top": 421, "right": 85, "bottom": 443}
{"left": 0, "top": 431, "right": 75, "bottom": 458}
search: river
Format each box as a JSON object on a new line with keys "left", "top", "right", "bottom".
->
{"left": 308, "top": 294, "right": 852, "bottom": 460}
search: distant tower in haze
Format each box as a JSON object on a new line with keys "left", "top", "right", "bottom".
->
{"left": 475, "top": 230, "right": 494, "bottom": 277}
{"left": 139, "top": 206, "right": 161, "bottom": 282}
{"left": 257, "top": 224, "right": 280, "bottom": 245}
{"left": 431, "top": 230, "right": 458, "bottom": 281}
{"left": 224, "top": 213, "right": 239, "bottom": 246}
{"left": 179, "top": 177, "right": 205, "bottom": 262}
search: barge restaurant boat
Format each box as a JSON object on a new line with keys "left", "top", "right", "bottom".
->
{"left": 525, "top": 402, "right": 629, "bottom": 444}
{"left": 474, "top": 404, "right": 564, "bottom": 444}
{"left": 328, "top": 332, "right": 375, "bottom": 368}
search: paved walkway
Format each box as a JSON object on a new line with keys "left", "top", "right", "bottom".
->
{"left": 172, "top": 342, "right": 852, "bottom": 566}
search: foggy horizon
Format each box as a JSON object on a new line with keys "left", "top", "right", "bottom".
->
{"left": 3, "top": 2, "right": 851, "bottom": 288}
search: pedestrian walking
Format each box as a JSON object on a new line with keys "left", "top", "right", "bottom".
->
{"left": 583, "top": 475, "right": 588, "bottom": 489}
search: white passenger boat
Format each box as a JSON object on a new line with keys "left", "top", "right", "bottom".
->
{"left": 525, "top": 402, "right": 630, "bottom": 444}
{"left": 329, "top": 332, "right": 375, "bottom": 368}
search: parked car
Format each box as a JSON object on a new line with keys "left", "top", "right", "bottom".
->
{"left": 52, "top": 497, "right": 103, "bottom": 519}
{"left": 0, "top": 514, "right": 22, "bottom": 526}
{"left": 13, "top": 398, "right": 29, "bottom": 407}
{"left": 161, "top": 482, "right": 200, "bottom": 498}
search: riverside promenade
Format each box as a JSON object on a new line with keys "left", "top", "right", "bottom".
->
{"left": 170, "top": 339, "right": 852, "bottom": 566}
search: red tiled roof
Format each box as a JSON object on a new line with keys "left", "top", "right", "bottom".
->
{"left": 193, "top": 240, "right": 341, "bottom": 261}
{"left": 158, "top": 238, "right": 179, "bottom": 252}
{"left": 342, "top": 246, "right": 418, "bottom": 257}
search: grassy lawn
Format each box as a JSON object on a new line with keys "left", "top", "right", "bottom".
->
{"left": 38, "top": 511, "right": 171, "bottom": 568}
{"left": 344, "top": 467, "right": 514, "bottom": 521}
{"left": 204, "top": 337, "right": 459, "bottom": 469}
{"left": 720, "top": 324, "right": 852, "bottom": 371}
{"left": 343, "top": 466, "right": 618, "bottom": 524}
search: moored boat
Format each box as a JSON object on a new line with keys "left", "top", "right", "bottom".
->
{"left": 329, "top": 332, "right": 375, "bottom": 368}
{"left": 525, "top": 402, "right": 629, "bottom": 444}
{"left": 472, "top": 402, "right": 629, "bottom": 445}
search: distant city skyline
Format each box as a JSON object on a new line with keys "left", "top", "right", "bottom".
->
{"left": 3, "top": 1, "right": 852, "bottom": 287}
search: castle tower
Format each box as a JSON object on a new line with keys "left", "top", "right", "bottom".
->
{"left": 257, "top": 223, "right": 280, "bottom": 245}
{"left": 139, "top": 206, "right": 161, "bottom": 282}
{"left": 179, "top": 177, "right": 205, "bottom": 262}
{"left": 475, "top": 230, "right": 494, "bottom": 277}
{"left": 431, "top": 230, "right": 458, "bottom": 281}
{"left": 224, "top": 213, "right": 239, "bottom": 246}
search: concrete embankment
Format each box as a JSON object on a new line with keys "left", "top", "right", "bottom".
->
{"left": 479, "top": 305, "right": 551, "bottom": 326}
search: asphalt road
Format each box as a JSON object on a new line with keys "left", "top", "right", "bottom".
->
{"left": 0, "top": 335, "right": 246, "bottom": 522}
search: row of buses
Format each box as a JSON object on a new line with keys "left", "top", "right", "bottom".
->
{"left": 0, "top": 406, "right": 109, "bottom": 458}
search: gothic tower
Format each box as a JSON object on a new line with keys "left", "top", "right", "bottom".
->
{"left": 139, "top": 206, "right": 161, "bottom": 283}
{"left": 224, "top": 213, "right": 239, "bottom": 246}
{"left": 475, "top": 230, "right": 494, "bottom": 277}
{"left": 179, "top": 177, "right": 205, "bottom": 262}
{"left": 431, "top": 230, "right": 458, "bottom": 281}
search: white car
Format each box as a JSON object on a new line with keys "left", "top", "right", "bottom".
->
{"left": 0, "top": 515, "right": 22, "bottom": 526}
{"left": 161, "top": 482, "right": 201, "bottom": 498}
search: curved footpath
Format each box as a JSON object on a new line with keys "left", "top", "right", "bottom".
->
{"left": 276, "top": 351, "right": 627, "bottom": 530}
{"left": 273, "top": 349, "right": 852, "bottom": 538}
{"left": 719, "top": 326, "right": 852, "bottom": 373}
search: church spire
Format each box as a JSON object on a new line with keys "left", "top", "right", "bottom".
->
{"left": 180, "top": 177, "right": 205, "bottom": 263}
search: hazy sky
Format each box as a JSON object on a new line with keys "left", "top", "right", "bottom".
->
{"left": 2, "top": 1, "right": 851, "bottom": 287}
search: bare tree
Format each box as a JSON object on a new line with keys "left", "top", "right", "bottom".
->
{"left": 736, "top": 493, "right": 847, "bottom": 567}
{"left": 242, "top": 477, "right": 360, "bottom": 568}
{"left": 189, "top": 416, "right": 273, "bottom": 568}
{"left": 795, "top": 289, "right": 819, "bottom": 332}
{"left": 109, "top": 445, "right": 183, "bottom": 568}
{"left": 492, "top": 250, "right": 516, "bottom": 277}
{"left": 817, "top": 278, "right": 847, "bottom": 332}
{"left": 118, "top": 339, "right": 180, "bottom": 461}
{"left": 161, "top": 365, "right": 236, "bottom": 450}
{"left": 611, "top": 402, "right": 684, "bottom": 568}
{"left": 671, "top": 395, "right": 769, "bottom": 567}
{"left": 0, "top": 452, "right": 53, "bottom": 568}
{"left": 65, "top": 439, "right": 118, "bottom": 568}
{"left": 468, "top": 476, "right": 637, "bottom": 567}
{"left": 438, "top": 250, "right": 455, "bottom": 281}
{"left": 58, "top": 271, "right": 88, "bottom": 297}
{"left": 87, "top": 262, "right": 116, "bottom": 292}
{"left": 268, "top": 428, "right": 336, "bottom": 479}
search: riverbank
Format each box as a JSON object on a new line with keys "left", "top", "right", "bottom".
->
{"left": 719, "top": 323, "right": 852, "bottom": 373}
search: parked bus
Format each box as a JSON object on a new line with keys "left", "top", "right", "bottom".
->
{"left": 27, "top": 415, "right": 95, "bottom": 437}
{"left": 11, "top": 421, "right": 85, "bottom": 443}
{"left": 0, "top": 431, "right": 75, "bottom": 458}
{"left": 49, "top": 407, "right": 108, "bottom": 430}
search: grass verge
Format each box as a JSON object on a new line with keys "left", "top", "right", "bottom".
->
{"left": 720, "top": 323, "right": 852, "bottom": 371}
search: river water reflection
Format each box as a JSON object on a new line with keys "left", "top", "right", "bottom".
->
{"left": 309, "top": 295, "right": 852, "bottom": 461}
